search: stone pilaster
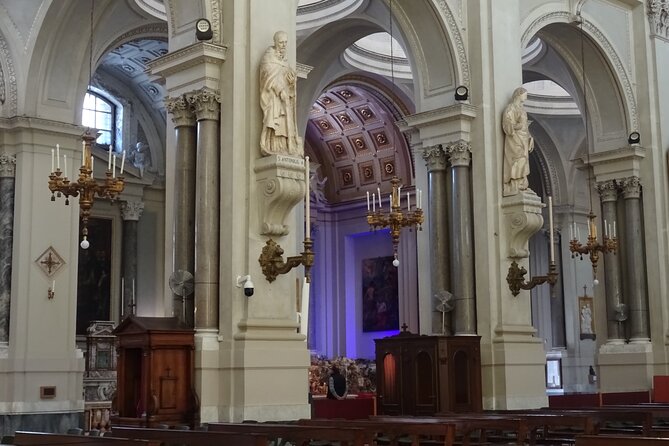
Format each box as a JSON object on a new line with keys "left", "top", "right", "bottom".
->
{"left": 422, "top": 145, "right": 450, "bottom": 335}
{"left": 120, "top": 201, "right": 144, "bottom": 317}
{"left": 166, "top": 95, "right": 197, "bottom": 327}
{"left": 189, "top": 88, "right": 221, "bottom": 332}
{"left": 0, "top": 154, "right": 16, "bottom": 342}
{"left": 445, "top": 140, "right": 476, "bottom": 335}
{"left": 596, "top": 180, "right": 624, "bottom": 342}
{"left": 620, "top": 176, "right": 649, "bottom": 342}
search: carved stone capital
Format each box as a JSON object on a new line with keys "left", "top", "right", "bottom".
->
{"left": 0, "top": 153, "right": 16, "bottom": 178}
{"left": 648, "top": 0, "right": 669, "bottom": 38}
{"left": 120, "top": 200, "right": 145, "bottom": 221}
{"left": 620, "top": 176, "right": 642, "bottom": 199}
{"left": 446, "top": 140, "right": 471, "bottom": 167}
{"left": 166, "top": 95, "right": 195, "bottom": 127}
{"left": 596, "top": 180, "right": 619, "bottom": 203}
{"left": 254, "top": 155, "right": 307, "bottom": 236}
{"left": 422, "top": 145, "right": 447, "bottom": 172}
{"left": 502, "top": 190, "right": 544, "bottom": 259}
{"left": 188, "top": 88, "right": 221, "bottom": 121}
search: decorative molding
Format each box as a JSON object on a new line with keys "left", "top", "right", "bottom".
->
{"left": 35, "top": 246, "right": 66, "bottom": 278}
{"left": 433, "top": 0, "right": 470, "bottom": 87}
{"left": 596, "top": 180, "right": 619, "bottom": 203}
{"left": 502, "top": 190, "right": 545, "bottom": 259}
{"left": 188, "top": 87, "right": 221, "bottom": 121}
{"left": 254, "top": 155, "right": 306, "bottom": 236}
{"left": 296, "top": 62, "right": 314, "bottom": 80}
{"left": 165, "top": 95, "right": 196, "bottom": 127}
{"left": 210, "top": 0, "right": 222, "bottom": 45}
{"left": 103, "top": 24, "right": 168, "bottom": 62}
{"left": 422, "top": 145, "right": 447, "bottom": 172}
{"left": 147, "top": 42, "right": 227, "bottom": 80}
{"left": 120, "top": 200, "right": 145, "bottom": 221}
{"left": 445, "top": 139, "right": 471, "bottom": 167}
{"left": 648, "top": 0, "right": 669, "bottom": 39}
{"left": 0, "top": 153, "right": 16, "bottom": 178}
{"left": 620, "top": 176, "right": 641, "bottom": 199}
{"left": 0, "top": 32, "right": 17, "bottom": 115}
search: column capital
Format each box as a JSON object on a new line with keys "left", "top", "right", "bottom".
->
{"left": 620, "top": 176, "right": 642, "bottom": 199}
{"left": 421, "top": 145, "right": 447, "bottom": 172}
{"left": 445, "top": 140, "right": 471, "bottom": 167}
{"left": 120, "top": 200, "right": 145, "bottom": 221}
{"left": 166, "top": 95, "right": 196, "bottom": 127}
{"left": 595, "top": 180, "right": 619, "bottom": 203}
{"left": 0, "top": 153, "right": 16, "bottom": 178}
{"left": 188, "top": 88, "right": 221, "bottom": 121}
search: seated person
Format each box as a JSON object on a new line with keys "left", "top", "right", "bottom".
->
{"left": 326, "top": 365, "right": 348, "bottom": 400}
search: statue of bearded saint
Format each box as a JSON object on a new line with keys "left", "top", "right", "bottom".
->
{"left": 259, "top": 30, "right": 303, "bottom": 156}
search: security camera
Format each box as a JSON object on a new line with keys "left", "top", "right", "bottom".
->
{"left": 236, "top": 275, "right": 254, "bottom": 297}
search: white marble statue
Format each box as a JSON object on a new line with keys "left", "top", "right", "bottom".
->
{"left": 259, "top": 31, "right": 302, "bottom": 156}
{"left": 502, "top": 87, "right": 534, "bottom": 196}
{"left": 128, "top": 141, "right": 151, "bottom": 177}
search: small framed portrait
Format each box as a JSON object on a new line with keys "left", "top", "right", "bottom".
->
{"left": 579, "top": 295, "right": 595, "bottom": 340}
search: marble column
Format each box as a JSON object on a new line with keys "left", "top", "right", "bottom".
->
{"left": 620, "top": 176, "right": 649, "bottom": 342}
{"left": 422, "top": 145, "right": 450, "bottom": 335}
{"left": 597, "top": 180, "right": 624, "bottom": 342}
{"left": 166, "top": 95, "right": 197, "bottom": 327}
{"left": 0, "top": 154, "right": 16, "bottom": 343}
{"left": 446, "top": 140, "right": 476, "bottom": 335}
{"left": 189, "top": 88, "right": 221, "bottom": 331}
{"left": 120, "top": 200, "right": 144, "bottom": 317}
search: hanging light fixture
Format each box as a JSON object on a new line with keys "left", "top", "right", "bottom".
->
{"left": 568, "top": 13, "right": 618, "bottom": 277}
{"left": 47, "top": 0, "right": 126, "bottom": 249}
{"left": 365, "top": 0, "right": 423, "bottom": 267}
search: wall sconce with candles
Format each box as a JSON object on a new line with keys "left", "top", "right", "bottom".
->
{"left": 259, "top": 156, "right": 315, "bottom": 283}
{"left": 48, "top": 130, "right": 126, "bottom": 249}
{"left": 47, "top": 280, "right": 55, "bottom": 300}
{"left": 366, "top": 176, "right": 423, "bottom": 267}
{"left": 506, "top": 196, "right": 559, "bottom": 296}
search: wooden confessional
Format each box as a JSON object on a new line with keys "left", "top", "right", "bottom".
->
{"left": 111, "top": 316, "right": 198, "bottom": 428}
{"left": 375, "top": 329, "right": 482, "bottom": 415}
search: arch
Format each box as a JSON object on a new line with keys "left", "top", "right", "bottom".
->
{"left": 0, "top": 31, "right": 17, "bottom": 117}
{"left": 522, "top": 11, "right": 637, "bottom": 151}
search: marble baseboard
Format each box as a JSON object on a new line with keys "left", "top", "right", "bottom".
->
{"left": 0, "top": 411, "right": 84, "bottom": 437}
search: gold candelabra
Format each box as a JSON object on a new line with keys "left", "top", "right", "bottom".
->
{"left": 366, "top": 177, "right": 423, "bottom": 264}
{"left": 569, "top": 211, "right": 617, "bottom": 275}
{"left": 48, "top": 130, "right": 125, "bottom": 247}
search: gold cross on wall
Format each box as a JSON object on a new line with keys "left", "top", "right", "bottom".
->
{"left": 40, "top": 252, "right": 61, "bottom": 275}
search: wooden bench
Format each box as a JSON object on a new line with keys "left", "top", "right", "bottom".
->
{"left": 576, "top": 434, "right": 669, "bottom": 445}
{"left": 14, "top": 432, "right": 160, "bottom": 446}
{"left": 207, "top": 422, "right": 370, "bottom": 446}
{"left": 109, "top": 427, "right": 266, "bottom": 446}
{"left": 297, "top": 418, "right": 457, "bottom": 446}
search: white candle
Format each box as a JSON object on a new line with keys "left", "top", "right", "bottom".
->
{"left": 613, "top": 221, "right": 616, "bottom": 238}
{"left": 63, "top": 155, "right": 67, "bottom": 178}
{"left": 407, "top": 191, "right": 411, "bottom": 211}
{"left": 548, "top": 196, "right": 554, "bottom": 262}
{"left": 604, "top": 219, "right": 609, "bottom": 237}
{"left": 82, "top": 141, "right": 86, "bottom": 162}
{"left": 108, "top": 145, "right": 112, "bottom": 170}
{"left": 305, "top": 156, "right": 310, "bottom": 237}
{"left": 389, "top": 195, "right": 392, "bottom": 208}
{"left": 577, "top": 226, "right": 581, "bottom": 241}
{"left": 397, "top": 186, "right": 402, "bottom": 207}
{"left": 120, "top": 150, "right": 126, "bottom": 174}
{"left": 51, "top": 148, "right": 55, "bottom": 172}
{"left": 121, "top": 277, "right": 125, "bottom": 315}
{"left": 570, "top": 223, "right": 573, "bottom": 241}
{"left": 418, "top": 189, "right": 422, "bottom": 209}
{"left": 91, "top": 156, "right": 94, "bottom": 175}
{"left": 112, "top": 154, "right": 116, "bottom": 178}
{"left": 373, "top": 193, "right": 376, "bottom": 212}
{"left": 56, "top": 144, "right": 60, "bottom": 169}
{"left": 366, "top": 191, "right": 370, "bottom": 211}
{"left": 51, "top": 280, "right": 55, "bottom": 292}
{"left": 377, "top": 188, "right": 382, "bottom": 210}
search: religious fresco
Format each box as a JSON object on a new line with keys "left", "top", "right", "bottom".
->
{"left": 579, "top": 294, "right": 595, "bottom": 341}
{"left": 361, "top": 256, "right": 399, "bottom": 332}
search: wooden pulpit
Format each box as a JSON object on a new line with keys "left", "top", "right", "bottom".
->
{"left": 111, "top": 316, "right": 198, "bottom": 428}
{"left": 375, "top": 330, "right": 482, "bottom": 415}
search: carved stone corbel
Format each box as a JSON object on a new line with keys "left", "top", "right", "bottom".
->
{"left": 254, "top": 155, "right": 306, "bottom": 236}
{"left": 502, "top": 190, "right": 544, "bottom": 259}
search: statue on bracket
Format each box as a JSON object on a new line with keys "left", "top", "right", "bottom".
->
{"left": 502, "top": 87, "right": 534, "bottom": 196}
{"left": 259, "top": 30, "right": 303, "bottom": 156}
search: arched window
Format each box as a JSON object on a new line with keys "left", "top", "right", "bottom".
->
{"left": 82, "top": 90, "right": 116, "bottom": 147}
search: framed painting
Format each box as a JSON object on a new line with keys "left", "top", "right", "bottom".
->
{"left": 362, "top": 256, "right": 399, "bottom": 332}
{"left": 579, "top": 294, "right": 595, "bottom": 340}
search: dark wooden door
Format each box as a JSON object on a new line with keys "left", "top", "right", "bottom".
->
{"left": 376, "top": 344, "right": 402, "bottom": 415}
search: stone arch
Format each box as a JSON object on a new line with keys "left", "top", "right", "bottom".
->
{"left": 0, "top": 30, "right": 17, "bottom": 117}
{"left": 522, "top": 11, "right": 635, "bottom": 152}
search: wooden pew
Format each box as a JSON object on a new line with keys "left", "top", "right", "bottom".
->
{"left": 576, "top": 434, "right": 669, "bottom": 445}
{"left": 14, "top": 432, "right": 160, "bottom": 446}
{"left": 109, "top": 427, "right": 266, "bottom": 446}
{"left": 207, "top": 422, "right": 371, "bottom": 446}
{"left": 297, "top": 418, "right": 457, "bottom": 446}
